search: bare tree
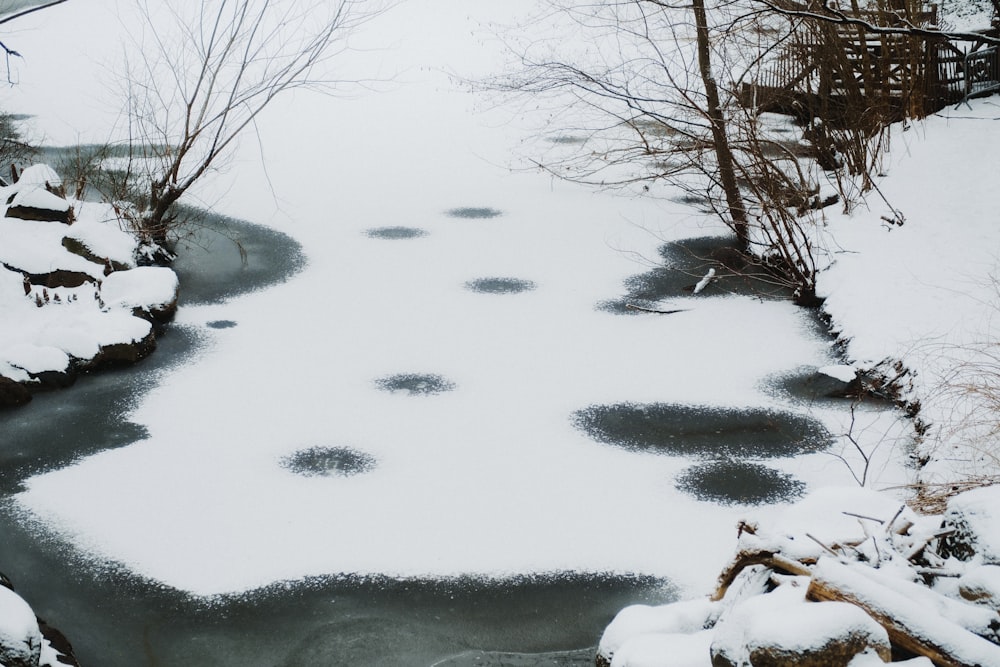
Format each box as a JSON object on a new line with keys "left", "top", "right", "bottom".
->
{"left": 494, "top": 0, "right": 833, "bottom": 302}
{"left": 113, "top": 0, "right": 389, "bottom": 255}
{"left": 0, "top": 0, "right": 70, "bottom": 83}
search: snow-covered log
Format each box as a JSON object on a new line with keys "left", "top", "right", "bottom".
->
{"left": 808, "top": 558, "right": 1000, "bottom": 667}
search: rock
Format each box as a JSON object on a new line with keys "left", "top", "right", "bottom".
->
{"left": 38, "top": 617, "right": 81, "bottom": 667}
{"left": 26, "top": 369, "right": 77, "bottom": 392}
{"left": 959, "top": 565, "right": 1000, "bottom": 610}
{"left": 24, "top": 269, "right": 95, "bottom": 290}
{"left": 100, "top": 266, "right": 180, "bottom": 325}
{"left": 61, "top": 237, "right": 130, "bottom": 274}
{"left": 0, "top": 585, "right": 42, "bottom": 667}
{"left": 90, "top": 328, "right": 157, "bottom": 367}
{"left": 4, "top": 165, "right": 71, "bottom": 224}
{"left": 597, "top": 600, "right": 719, "bottom": 666}
{"left": 710, "top": 589, "right": 890, "bottom": 667}
{"left": 941, "top": 485, "right": 1000, "bottom": 563}
{"left": 0, "top": 376, "right": 32, "bottom": 408}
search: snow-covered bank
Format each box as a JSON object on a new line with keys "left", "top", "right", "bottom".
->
{"left": 596, "top": 484, "right": 1000, "bottom": 666}
{"left": 816, "top": 98, "right": 1000, "bottom": 490}
{"left": 0, "top": 165, "right": 178, "bottom": 406}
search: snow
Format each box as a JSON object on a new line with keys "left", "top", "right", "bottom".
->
{"left": 100, "top": 267, "right": 178, "bottom": 310}
{"left": 812, "top": 557, "right": 1000, "bottom": 665}
{"left": 599, "top": 600, "right": 719, "bottom": 659}
{"left": 818, "top": 364, "right": 857, "bottom": 383}
{"left": 610, "top": 630, "right": 714, "bottom": 667}
{"left": 945, "top": 485, "right": 1000, "bottom": 563}
{"left": 0, "top": 218, "right": 101, "bottom": 278}
{"left": 8, "top": 185, "right": 70, "bottom": 212}
{"left": 64, "top": 214, "right": 139, "bottom": 268}
{"left": 712, "top": 582, "right": 890, "bottom": 660}
{"left": 16, "top": 163, "right": 61, "bottom": 188}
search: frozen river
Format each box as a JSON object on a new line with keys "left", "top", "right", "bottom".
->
{"left": 0, "top": 1, "right": 910, "bottom": 664}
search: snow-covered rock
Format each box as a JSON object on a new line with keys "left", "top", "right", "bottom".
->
{"left": 597, "top": 599, "right": 719, "bottom": 665}
{"left": 62, "top": 214, "right": 138, "bottom": 271}
{"left": 710, "top": 584, "right": 891, "bottom": 667}
{"left": 943, "top": 485, "right": 1000, "bottom": 563}
{"left": 101, "top": 266, "right": 179, "bottom": 322}
{"left": 3, "top": 164, "right": 71, "bottom": 224}
{"left": 958, "top": 565, "right": 1000, "bottom": 610}
{"left": 610, "top": 630, "right": 714, "bottom": 667}
{"left": 0, "top": 585, "right": 42, "bottom": 667}
{"left": 0, "top": 171, "right": 177, "bottom": 401}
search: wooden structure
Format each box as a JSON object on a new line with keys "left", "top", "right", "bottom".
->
{"left": 741, "top": 6, "right": 1000, "bottom": 122}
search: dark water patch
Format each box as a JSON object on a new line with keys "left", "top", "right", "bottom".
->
{"left": 595, "top": 298, "right": 659, "bottom": 315}
{"left": 546, "top": 135, "right": 588, "bottom": 145}
{"left": 762, "top": 366, "right": 855, "bottom": 405}
{"left": 669, "top": 193, "right": 714, "bottom": 212}
{"left": 447, "top": 207, "right": 503, "bottom": 219}
{"left": 170, "top": 205, "right": 307, "bottom": 306}
{"left": 602, "top": 236, "right": 794, "bottom": 312}
{"left": 465, "top": 277, "right": 537, "bottom": 294}
{"left": 0, "top": 326, "right": 204, "bottom": 494}
{"left": 365, "top": 226, "right": 428, "bottom": 240}
{"left": 280, "top": 446, "right": 377, "bottom": 477}
{"left": 572, "top": 403, "right": 832, "bottom": 459}
{"left": 0, "top": 518, "right": 676, "bottom": 667}
{"left": 595, "top": 298, "right": 686, "bottom": 316}
{"left": 206, "top": 320, "right": 237, "bottom": 330}
{"left": 675, "top": 460, "right": 805, "bottom": 505}
{"left": 375, "top": 373, "right": 456, "bottom": 395}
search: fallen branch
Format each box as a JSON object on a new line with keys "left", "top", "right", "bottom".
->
{"left": 712, "top": 548, "right": 813, "bottom": 601}
{"left": 807, "top": 558, "right": 1000, "bottom": 667}
{"left": 624, "top": 304, "right": 688, "bottom": 314}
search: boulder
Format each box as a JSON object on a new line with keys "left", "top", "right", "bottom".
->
{"left": 941, "top": 485, "right": 1000, "bottom": 563}
{"left": 24, "top": 269, "right": 95, "bottom": 290}
{"left": 597, "top": 600, "right": 719, "bottom": 666}
{"left": 710, "top": 589, "right": 890, "bottom": 667}
{"left": 61, "top": 237, "right": 130, "bottom": 274}
{"left": 0, "top": 376, "right": 32, "bottom": 408}
{"left": 959, "top": 564, "right": 1000, "bottom": 610}
{"left": 100, "top": 266, "right": 180, "bottom": 324}
{"left": 90, "top": 328, "right": 157, "bottom": 367}
{"left": 0, "top": 585, "right": 42, "bottom": 667}
{"left": 5, "top": 187, "right": 72, "bottom": 225}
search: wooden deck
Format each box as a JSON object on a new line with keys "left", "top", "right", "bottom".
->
{"left": 741, "top": 7, "right": 1000, "bottom": 122}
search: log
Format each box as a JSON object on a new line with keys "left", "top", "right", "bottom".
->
{"left": 807, "top": 557, "right": 1000, "bottom": 667}
{"left": 711, "top": 548, "right": 813, "bottom": 601}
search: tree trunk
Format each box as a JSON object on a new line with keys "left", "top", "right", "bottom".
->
{"left": 691, "top": 0, "right": 749, "bottom": 245}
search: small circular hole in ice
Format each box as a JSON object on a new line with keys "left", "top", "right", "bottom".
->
{"left": 446, "top": 207, "right": 502, "bottom": 219}
{"left": 464, "top": 277, "right": 536, "bottom": 294}
{"left": 375, "top": 373, "right": 456, "bottom": 396}
{"left": 281, "top": 446, "right": 377, "bottom": 477}
{"left": 365, "top": 226, "right": 428, "bottom": 240}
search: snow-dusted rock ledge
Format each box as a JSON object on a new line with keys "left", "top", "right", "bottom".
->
{"left": 597, "top": 486, "right": 1000, "bottom": 666}
{"left": 0, "top": 164, "right": 179, "bottom": 407}
{"left": 0, "top": 574, "right": 79, "bottom": 667}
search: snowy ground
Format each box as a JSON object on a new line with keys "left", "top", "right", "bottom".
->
{"left": 3, "top": 0, "right": 994, "bottom": 603}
